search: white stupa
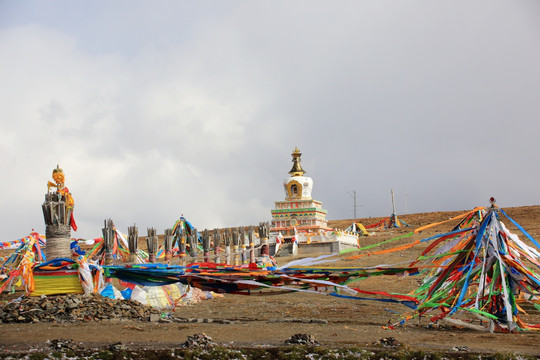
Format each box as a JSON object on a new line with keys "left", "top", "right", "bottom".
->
{"left": 271, "top": 147, "right": 331, "bottom": 236}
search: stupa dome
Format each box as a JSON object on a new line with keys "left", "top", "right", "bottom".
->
{"left": 283, "top": 175, "right": 313, "bottom": 200}
{"left": 282, "top": 148, "right": 313, "bottom": 200}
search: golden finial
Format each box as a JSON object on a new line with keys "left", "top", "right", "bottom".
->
{"left": 289, "top": 147, "right": 306, "bottom": 176}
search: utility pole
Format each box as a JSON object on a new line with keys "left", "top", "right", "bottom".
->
{"left": 404, "top": 187, "right": 408, "bottom": 214}
{"left": 347, "top": 190, "right": 357, "bottom": 219}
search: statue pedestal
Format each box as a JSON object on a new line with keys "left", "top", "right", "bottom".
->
{"left": 45, "top": 224, "right": 71, "bottom": 259}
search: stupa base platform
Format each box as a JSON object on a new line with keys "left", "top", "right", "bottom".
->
{"left": 271, "top": 241, "right": 357, "bottom": 257}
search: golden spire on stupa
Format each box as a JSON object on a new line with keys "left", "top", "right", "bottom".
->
{"left": 288, "top": 147, "right": 306, "bottom": 177}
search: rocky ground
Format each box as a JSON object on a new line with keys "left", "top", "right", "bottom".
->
{"left": 0, "top": 293, "right": 159, "bottom": 323}
{"left": 1, "top": 205, "right": 540, "bottom": 359}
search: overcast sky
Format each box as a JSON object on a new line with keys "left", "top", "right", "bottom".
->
{"left": 1, "top": 1, "right": 539, "bottom": 241}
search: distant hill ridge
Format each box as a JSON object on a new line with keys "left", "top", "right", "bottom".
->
{"left": 328, "top": 205, "right": 540, "bottom": 236}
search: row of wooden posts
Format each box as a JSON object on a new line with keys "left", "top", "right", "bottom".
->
{"left": 102, "top": 219, "right": 271, "bottom": 266}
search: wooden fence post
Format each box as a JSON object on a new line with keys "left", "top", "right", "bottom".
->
{"left": 189, "top": 228, "right": 198, "bottom": 258}
{"left": 164, "top": 228, "right": 173, "bottom": 263}
{"left": 259, "top": 221, "right": 270, "bottom": 258}
{"left": 240, "top": 227, "right": 247, "bottom": 265}
{"left": 248, "top": 225, "right": 256, "bottom": 263}
{"left": 128, "top": 224, "right": 138, "bottom": 264}
{"left": 232, "top": 228, "right": 240, "bottom": 266}
{"left": 103, "top": 219, "right": 115, "bottom": 266}
{"left": 147, "top": 227, "right": 158, "bottom": 263}
{"left": 175, "top": 225, "right": 186, "bottom": 266}
{"left": 224, "top": 228, "right": 231, "bottom": 265}
{"left": 213, "top": 228, "right": 221, "bottom": 263}
{"left": 203, "top": 229, "right": 210, "bottom": 263}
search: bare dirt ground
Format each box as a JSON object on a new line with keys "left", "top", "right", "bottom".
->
{"left": 1, "top": 205, "right": 540, "bottom": 357}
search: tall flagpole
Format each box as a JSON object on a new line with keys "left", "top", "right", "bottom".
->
{"left": 391, "top": 188, "right": 396, "bottom": 215}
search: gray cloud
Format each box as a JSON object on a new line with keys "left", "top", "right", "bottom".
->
{"left": 1, "top": 0, "right": 539, "bottom": 241}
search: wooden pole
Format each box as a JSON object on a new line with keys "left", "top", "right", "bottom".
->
{"left": 240, "top": 227, "right": 247, "bottom": 265}
{"left": 391, "top": 188, "right": 396, "bottom": 215}
{"left": 189, "top": 228, "right": 198, "bottom": 259}
{"left": 224, "top": 228, "right": 231, "bottom": 265}
{"left": 128, "top": 224, "right": 138, "bottom": 264}
{"left": 103, "top": 219, "right": 115, "bottom": 265}
{"left": 248, "top": 226, "right": 256, "bottom": 264}
{"left": 202, "top": 229, "right": 210, "bottom": 263}
{"left": 232, "top": 228, "right": 240, "bottom": 266}
{"left": 176, "top": 225, "right": 186, "bottom": 267}
{"left": 102, "top": 219, "right": 115, "bottom": 285}
{"left": 213, "top": 228, "right": 221, "bottom": 263}
{"left": 259, "top": 221, "right": 270, "bottom": 259}
{"left": 391, "top": 188, "right": 397, "bottom": 227}
{"left": 147, "top": 227, "right": 158, "bottom": 263}
{"left": 164, "top": 228, "right": 173, "bottom": 263}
